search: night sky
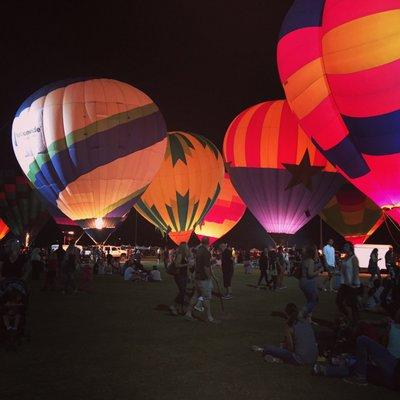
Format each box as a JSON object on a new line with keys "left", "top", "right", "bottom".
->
{"left": 2, "top": 1, "right": 400, "bottom": 249}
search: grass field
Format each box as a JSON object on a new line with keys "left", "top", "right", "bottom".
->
{"left": 2, "top": 264, "right": 398, "bottom": 400}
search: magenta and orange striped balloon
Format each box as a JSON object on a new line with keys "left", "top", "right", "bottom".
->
{"left": 277, "top": 0, "right": 400, "bottom": 224}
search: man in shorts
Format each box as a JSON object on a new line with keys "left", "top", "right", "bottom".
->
{"left": 185, "top": 237, "right": 218, "bottom": 323}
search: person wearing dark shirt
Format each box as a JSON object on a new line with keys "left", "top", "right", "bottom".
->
{"left": 169, "top": 242, "right": 190, "bottom": 316}
{"left": 221, "top": 243, "right": 234, "bottom": 299}
{"left": 276, "top": 246, "right": 286, "bottom": 290}
{"left": 0, "top": 239, "right": 30, "bottom": 281}
{"left": 185, "top": 237, "right": 218, "bottom": 323}
{"left": 385, "top": 247, "right": 396, "bottom": 281}
{"left": 257, "top": 248, "right": 269, "bottom": 288}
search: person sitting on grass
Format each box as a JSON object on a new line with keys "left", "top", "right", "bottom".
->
{"left": 149, "top": 265, "right": 161, "bottom": 282}
{"left": 363, "top": 279, "right": 385, "bottom": 312}
{"left": 124, "top": 262, "right": 136, "bottom": 281}
{"left": 252, "top": 303, "right": 318, "bottom": 365}
{"left": 313, "top": 308, "right": 400, "bottom": 389}
{"left": 2, "top": 288, "right": 24, "bottom": 332}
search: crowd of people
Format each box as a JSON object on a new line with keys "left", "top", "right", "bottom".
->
{"left": 163, "top": 237, "right": 237, "bottom": 324}
{"left": 0, "top": 239, "right": 163, "bottom": 349}
{"left": 159, "top": 236, "right": 400, "bottom": 390}
{"left": 248, "top": 239, "right": 400, "bottom": 390}
{"left": 1, "top": 234, "right": 399, "bottom": 391}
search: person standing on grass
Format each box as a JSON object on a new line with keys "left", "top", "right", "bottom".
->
{"left": 299, "top": 244, "right": 322, "bottom": 320}
{"left": 276, "top": 246, "right": 286, "bottom": 289}
{"left": 185, "top": 237, "right": 218, "bottom": 323}
{"left": 385, "top": 247, "right": 396, "bottom": 282}
{"left": 41, "top": 248, "right": 58, "bottom": 291}
{"left": 368, "top": 248, "right": 381, "bottom": 283}
{"left": 62, "top": 243, "right": 80, "bottom": 294}
{"left": 283, "top": 248, "right": 291, "bottom": 275}
{"left": 221, "top": 243, "right": 234, "bottom": 299}
{"left": 257, "top": 248, "right": 269, "bottom": 288}
{"left": 169, "top": 242, "right": 190, "bottom": 316}
{"left": 336, "top": 242, "right": 361, "bottom": 322}
{"left": 268, "top": 248, "right": 278, "bottom": 290}
{"left": 30, "top": 246, "right": 42, "bottom": 280}
{"left": 322, "top": 239, "right": 336, "bottom": 292}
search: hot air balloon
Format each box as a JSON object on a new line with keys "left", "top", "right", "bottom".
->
{"left": 320, "top": 183, "right": 384, "bottom": 245}
{"left": 223, "top": 100, "right": 343, "bottom": 238}
{"left": 195, "top": 173, "right": 246, "bottom": 245}
{"left": 135, "top": 131, "right": 225, "bottom": 245}
{"left": 12, "top": 78, "right": 167, "bottom": 243}
{"left": 277, "top": 0, "right": 400, "bottom": 223}
{"left": 47, "top": 202, "right": 78, "bottom": 227}
{"left": 0, "top": 171, "right": 49, "bottom": 246}
{"left": 0, "top": 218, "right": 10, "bottom": 241}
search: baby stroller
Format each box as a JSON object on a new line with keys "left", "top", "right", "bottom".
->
{"left": 0, "top": 278, "right": 29, "bottom": 350}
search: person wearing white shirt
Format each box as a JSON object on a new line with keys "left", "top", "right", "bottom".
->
{"left": 150, "top": 266, "right": 162, "bottom": 282}
{"left": 322, "top": 239, "right": 336, "bottom": 292}
{"left": 124, "top": 266, "right": 135, "bottom": 281}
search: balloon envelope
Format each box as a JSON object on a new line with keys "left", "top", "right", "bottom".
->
{"left": 135, "top": 131, "right": 225, "bottom": 245}
{"left": 320, "top": 183, "right": 384, "bottom": 245}
{"left": 0, "top": 218, "right": 10, "bottom": 241}
{"left": 195, "top": 173, "right": 246, "bottom": 244}
{"left": 223, "top": 100, "right": 343, "bottom": 235}
{"left": 12, "top": 78, "right": 168, "bottom": 241}
{"left": 277, "top": 0, "right": 400, "bottom": 223}
{"left": 0, "top": 171, "right": 49, "bottom": 245}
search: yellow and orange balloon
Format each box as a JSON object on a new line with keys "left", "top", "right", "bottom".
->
{"left": 195, "top": 173, "right": 246, "bottom": 244}
{"left": 134, "top": 131, "right": 224, "bottom": 245}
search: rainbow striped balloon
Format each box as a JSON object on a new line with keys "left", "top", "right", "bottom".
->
{"left": 277, "top": 0, "right": 400, "bottom": 223}
{"left": 320, "top": 183, "right": 384, "bottom": 245}
{"left": 195, "top": 173, "right": 246, "bottom": 244}
{"left": 224, "top": 100, "right": 343, "bottom": 235}
{"left": 12, "top": 78, "right": 167, "bottom": 243}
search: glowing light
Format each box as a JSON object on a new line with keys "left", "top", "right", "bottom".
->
{"left": 95, "top": 218, "right": 104, "bottom": 230}
{"left": 25, "top": 232, "right": 30, "bottom": 248}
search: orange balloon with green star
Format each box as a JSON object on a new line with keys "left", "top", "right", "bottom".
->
{"left": 135, "top": 131, "right": 225, "bottom": 245}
